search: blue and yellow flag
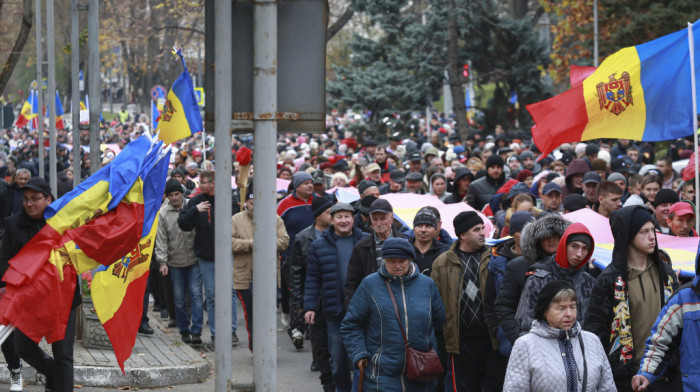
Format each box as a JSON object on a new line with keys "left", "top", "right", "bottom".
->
{"left": 156, "top": 49, "right": 203, "bottom": 145}
{"left": 14, "top": 91, "right": 38, "bottom": 129}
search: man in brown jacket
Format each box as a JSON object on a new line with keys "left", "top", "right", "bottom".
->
{"left": 231, "top": 183, "right": 289, "bottom": 351}
{"left": 431, "top": 211, "right": 506, "bottom": 391}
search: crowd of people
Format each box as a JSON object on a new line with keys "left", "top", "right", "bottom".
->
{"left": 0, "top": 107, "right": 698, "bottom": 392}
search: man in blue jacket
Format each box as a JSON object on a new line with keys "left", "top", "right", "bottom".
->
{"left": 304, "top": 203, "right": 367, "bottom": 392}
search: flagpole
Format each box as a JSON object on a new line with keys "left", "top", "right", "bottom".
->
{"left": 688, "top": 22, "right": 700, "bottom": 230}
{"left": 201, "top": 130, "right": 206, "bottom": 162}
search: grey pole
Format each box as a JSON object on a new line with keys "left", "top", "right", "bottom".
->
{"left": 253, "top": 1, "right": 277, "bottom": 390}
{"left": 70, "top": 0, "right": 81, "bottom": 187}
{"left": 213, "top": 1, "right": 232, "bottom": 391}
{"left": 35, "top": 0, "right": 44, "bottom": 179}
{"left": 594, "top": 0, "right": 599, "bottom": 67}
{"left": 88, "top": 0, "right": 100, "bottom": 175}
{"left": 46, "top": 0, "right": 57, "bottom": 196}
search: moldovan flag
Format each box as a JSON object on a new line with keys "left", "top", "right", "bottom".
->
{"left": 90, "top": 145, "right": 169, "bottom": 370}
{"left": 0, "top": 134, "right": 163, "bottom": 347}
{"left": 14, "top": 90, "right": 37, "bottom": 129}
{"left": 528, "top": 21, "right": 700, "bottom": 158}
{"left": 54, "top": 91, "right": 65, "bottom": 130}
{"left": 156, "top": 48, "right": 203, "bottom": 145}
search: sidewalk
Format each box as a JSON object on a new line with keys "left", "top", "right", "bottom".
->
{"left": 0, "top": 307, "right": 210, "bottom": 388}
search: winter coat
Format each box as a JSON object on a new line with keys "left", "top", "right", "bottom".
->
{"left": 583, "top": 205, "right": 678, "bottom": 380}
{"left": 341, "top": 262, "right": 445, "bottom": 392}
{"left": 466, "top": 173, "right": 506, "bottom": 211}
{"left": 494, "top": 213, "right": 571, "bottom": 344}
{"left": 562, "top": 159, "right": 589, "bottom": 198}
{"left": 289, "top": 224, "right": 320, "bottom": 329}
{"left": 503, "top": 321, "right": 615, "bottom": 392}
{"left": 177, "top": 192, "right": 237, "bottom": 261}
{"left": 515, "top": 223, "right": 597, "bottom": 336}
{"left": 303, "top": 226, "right": 367, "bottom": 317}
{"left": 230, "top": 209, "right": 288, "bottom": 290}
{"left": 480, "top": 238, "right": 519, "bottom": 352}
{"left": 411, "top": 238, "right": 449, "bottom": 276}
{"left": 637, "top": 267, "right": 700, "bottom": 392}
{"left": 277, "top": 191, "right": 316, "bottom": 260}
{"left": 345, "top": 229, "right": 407, "bottom": 306}
{"left": 155, "top": 198, "right": 198, "bottom": 268}
{"left": 431, "top": 241, "right": 489, "bottom": 354}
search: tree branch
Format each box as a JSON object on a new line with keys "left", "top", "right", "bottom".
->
{"left": 0, "top": 0, "right": 33, "bottom": 96}
{"left": 326, "top": 7, "right": 354, "bottom": 43}
{"left": 153, "top": 25, "right": 204, "bottom": 36}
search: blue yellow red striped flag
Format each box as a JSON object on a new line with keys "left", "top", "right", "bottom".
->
{"left": 156, "top": 49, "right": 203, "bottom": 145}
{"left": 528, "top": 21, "right": 700, "bottom": 158}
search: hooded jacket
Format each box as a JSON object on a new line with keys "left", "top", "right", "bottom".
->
{"left": 583, "top": 205, "right": 678, "bottom": 380}
{"left": 637, "top": 252, "right": 700, "bottom": 391}
{"left": 515, "top": 223, "right": 597, "bottom": 336}
{"left": 341, "top": 262, "right": 445, "bottom": 392}
{"left": 494, "top": 213, "right": 571, "bottom": 344}
{"left": 562, "top": 159, "right": 589, "bottom": 198}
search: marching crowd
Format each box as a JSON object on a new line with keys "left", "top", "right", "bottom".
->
{"left": 0, "top": 108, "right": 698, "bottom": 392}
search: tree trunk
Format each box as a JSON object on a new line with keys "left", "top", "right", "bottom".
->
{"left": 0, "top": 0, "right": 33, "bottom": 96}
{"left": 447, "top": 0, "right": 468, "bottom": 141}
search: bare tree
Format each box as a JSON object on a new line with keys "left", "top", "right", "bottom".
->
{"left": 0, "top": 0, "right": 33, "bottom": 95}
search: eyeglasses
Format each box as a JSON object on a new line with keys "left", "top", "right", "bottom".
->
{"left": 22, "top": 195, "right": 47, "bottom": 205}
{"left": 200, "top": 181, "right": 212, "bottom": 185}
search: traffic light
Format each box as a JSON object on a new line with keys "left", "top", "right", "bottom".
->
{"left": 462, "top": 64, "right": 469, "bottom": 78}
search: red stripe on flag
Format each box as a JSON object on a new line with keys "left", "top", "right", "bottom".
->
{"left": 527, "top": 83, "right": 589, "bottom": 159}
{"left": 101, "top": 271, "right": 149, "bottom": 372}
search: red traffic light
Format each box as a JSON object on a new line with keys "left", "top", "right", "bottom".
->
{"left": 462, "top": 64, "right": 469, "bottom": 78}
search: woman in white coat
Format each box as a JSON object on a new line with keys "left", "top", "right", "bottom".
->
{"left": 504, "top": 280, "right": 615, "bottom": 392}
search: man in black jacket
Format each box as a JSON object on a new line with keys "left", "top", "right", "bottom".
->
{"left": 584, "top": 206, "right": 680, "bottom": 391}
{"left": 409, "top": 207, "right": 448, "bottom": 276}
{"left": 0, "top": 177, "right": 80, "bottom": 392}
{"left": 466, "top": 155, "right": 506, "bottom": 211}
{"left": 494, "top": 213, "right": 570, "bottom": 347}
{"left": 288, "top": 196, "right": 335, "bottom": 392}
{"left": 344, "top": 198, "right": 406, "bottom": 305}
{"left": 177, "top": 170, "right": 238, "bottom": 344}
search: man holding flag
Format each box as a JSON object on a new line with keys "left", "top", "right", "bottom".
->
{"left": 0, "top": 177, "right": 78, "bottom": 392}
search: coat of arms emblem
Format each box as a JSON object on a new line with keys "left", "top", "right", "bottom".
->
{"left": 596, "top": 72, "right": 633, "bottom": 116}
{"left": 161, "top": 98, "right": 176, "bottom": 122}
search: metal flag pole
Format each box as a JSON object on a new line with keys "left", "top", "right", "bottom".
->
{"left": 47, "top": 0, "right": 57, "bottom": 196}
{"left": 35, "top": 0, "right": 44, "bottom": 179}
{"left": 688, "top": 22, "right": 700, "bottom": 230}
{"left": 202, "top": 130, "right": 206, "bottom": 163}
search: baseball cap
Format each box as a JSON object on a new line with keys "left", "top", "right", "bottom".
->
{"left": 366, "top": 163, "right": 381, "bottom": 173}
{"left": 311, "top": 169, "right": 325, "bottom": 185}
{"left": 669, "top": 202, "right": 695, "bottom": 217}
{"left": 21, "top": 177, "right": 52, "bottom": 196}
{"left": 582, "top": 172, "right": 602, "bottom": 184}
{"left": 542, "top": 182, "right": 562, "bottom": 196}
{"left": 389, "top": 169, "right": 406, "bottom": 183}
{"left": 408, "top": 151, "right": 422, "bottom": 162}
{"left": 369, "top": 198, "right": 393, "bottom": 214}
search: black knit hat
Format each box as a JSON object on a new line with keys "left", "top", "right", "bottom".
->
{"left": 629, "top": 207, "right": 653, "bottom": 238}
{"left": 534, "top": 280, "right": 577, "bottom": 321}
{"left": 165, "top": 178, "right": 182, "bottom": 196}
{"left": 486, "top": 154, "right": 504, "bottom": 168}
{"left": 653, "top": 189, "right": 679, "bottom": 208}
{"left": 453, "top": 211, "right": 483, "bottom": 237}
{"left": 381, "top": 238, "right": 416, "bottom": 260}
{"left": 311, "top": 196, "right": 333, "bottom": 218}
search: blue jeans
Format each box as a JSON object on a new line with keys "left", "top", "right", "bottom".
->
{"left": 326, "top": 316, "right": 352, "bottom": 392}
{"left": 170, "top": 264, "right": 204, "bottom": 334}
{"left": 199, "top": 258, "right": 237, "bottom": 336}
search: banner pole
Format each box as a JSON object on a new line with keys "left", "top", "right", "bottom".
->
{"left": 688, "top": 22, "right": 700, "bottom": 230}
{"left": 202, "top": 130, "right": 206, "bottom": 163}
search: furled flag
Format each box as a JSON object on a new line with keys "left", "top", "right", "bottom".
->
{"left": 45, "top": 91, "right": 65, "bottom": 130}
{"left": 0, "top": 134, "right": 165, "bottom": 354}
{"left": 14, "top": 90, "right": 38, "bottom": 129}
{"left": 528, "top": 21, "right": 700, "bottom": 159}
{"left": 156, "top": 48, "right": 203, "bottom": 145}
